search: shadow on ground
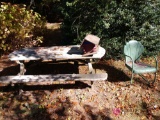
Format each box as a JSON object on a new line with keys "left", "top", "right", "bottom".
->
{"left": 0, "top": 61, "right": 93, "bottom": 92}
{"left": 0, "top": 60, "right": 131, "bottom": 91}
{"left": 1, "top": 92, "right": 112, "bottom": 120}
{"left": 0, "top": 62, "right": 79, "bottom": 75}
{"left": 0, "top": 81, "right": 91, "bottom": 92}
{"left": 0, "top": 65, "right": 19, "bottom": 76}
{"left": 93, "top": 62, "right": 130, "bottom": 82}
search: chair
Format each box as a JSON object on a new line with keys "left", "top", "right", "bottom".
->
{"left": 124, "top": 40, "right": 158, "bottom": 84}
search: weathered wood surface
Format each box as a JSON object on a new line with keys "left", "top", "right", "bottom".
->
{"left": 0, "top": 73, "right": 108, "bottom": 84}
{"left": 8, "top": 45, "right": 106, "bottom": 61}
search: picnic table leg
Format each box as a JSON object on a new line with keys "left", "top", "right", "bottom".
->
{"left": 15, "top": 60, "right": 26, "bottom": 94}
{"left": 74, "top": 60, "right": 79, "bottom": 67}
{"left": 87, "top": 59, "right": 94, "bottom": 86}
{"left": 87, "top": 59, "right": 94, "bottom": 74}
{"left": 16, "top": 60, "right": 26, "bottom": 75}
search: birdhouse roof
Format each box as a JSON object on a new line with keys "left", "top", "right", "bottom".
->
{"left": 84, "top": 34, "right": 100, "bottom": 45}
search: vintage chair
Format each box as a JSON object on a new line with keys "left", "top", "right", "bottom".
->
{"left": 124, "top": 40, "right": 158, "bottom": 84}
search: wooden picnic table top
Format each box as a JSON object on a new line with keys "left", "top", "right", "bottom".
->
{"left": 9, "top": 45, "right": 106, "bottom": 61}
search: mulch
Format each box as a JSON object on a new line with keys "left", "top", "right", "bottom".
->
{"left": 0, "top": 55, "right": 160, "bottom": 120}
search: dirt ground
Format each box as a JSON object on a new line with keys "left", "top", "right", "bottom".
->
{"left": 0, "top": 23, "right": 160, "bottom": 120}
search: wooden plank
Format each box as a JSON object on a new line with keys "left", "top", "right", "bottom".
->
{"left": 8, "top": 45, "right": 106, "bottom": 61}
{"left": 0, "top": 73, "right": 108, "bottom": 84}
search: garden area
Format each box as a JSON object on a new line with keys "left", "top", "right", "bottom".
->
{"left": 0, "top": 0, "right": 160, "bottom": 120}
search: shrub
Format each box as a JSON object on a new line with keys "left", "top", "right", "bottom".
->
{"left": 60, "top": 0, "right": 160, "bottom": 58}
{"left": 0, "top": 2, "right": 46, "bottom": 56}
{"left": 1, "top": 0, "right": 62, "bottom": 22}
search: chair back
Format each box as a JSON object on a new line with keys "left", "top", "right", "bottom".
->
{"left": 124, "top": 40, "right": 144, "bottom": 62}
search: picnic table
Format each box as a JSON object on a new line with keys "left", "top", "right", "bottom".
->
{"left": 0, "top": 45, "right": 107, "bottom": 85}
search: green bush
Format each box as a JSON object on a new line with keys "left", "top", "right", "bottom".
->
{"left": 0, "top": 2, "right": 46, "bottom": 55}
{"left": 1, "top": 0, "right": 62, "bottom": 22}
{"left": 61, "top": 0, "right": 160, "bottom": 58}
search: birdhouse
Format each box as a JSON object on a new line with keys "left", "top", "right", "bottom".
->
{"left": 80, "top": 34, "right": 100, "bottom": 56}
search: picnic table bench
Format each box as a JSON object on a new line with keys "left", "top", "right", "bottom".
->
{"left": 0, "top": 45, "right": 107, "bottom": 85}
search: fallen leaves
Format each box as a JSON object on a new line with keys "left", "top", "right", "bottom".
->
{"left": 0, "top": 58, "right": 160, "bottom": 119}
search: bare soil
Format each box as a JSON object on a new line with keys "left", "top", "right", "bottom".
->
{"left": 0, "top": 23, "right": 160, "bottom": 120}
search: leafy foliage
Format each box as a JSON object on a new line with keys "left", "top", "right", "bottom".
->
{"left": 0, "top": 2, "right": 46, "bottom": 55}
{"left": 60, "top": 0, "right": 160, "bottom": 58}
{"left": 1, "top": 0, "right": 62, "bottom": 22}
